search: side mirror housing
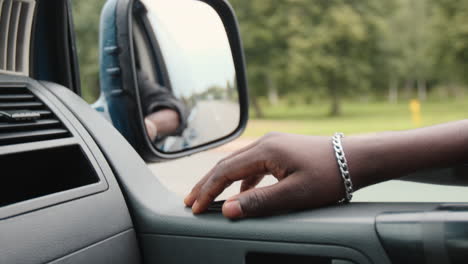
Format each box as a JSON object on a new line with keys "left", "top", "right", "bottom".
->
{"left": 98, "top": 0, "right": 249, "bottom": 161}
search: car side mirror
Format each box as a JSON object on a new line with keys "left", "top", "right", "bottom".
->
{"left": 97, "top": 0, "right": 249, "bottom": 161}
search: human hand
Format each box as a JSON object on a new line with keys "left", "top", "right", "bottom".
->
{"left": 184, "top": 132, "right": 364, "bottom": 219}
{"left": 144, "top": 109, "right": 181, "bottom": 141}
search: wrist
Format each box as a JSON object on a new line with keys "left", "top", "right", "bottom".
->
{"left": 340, "top": 134, "right": 387, "bottom": 190}
{"left": 332, "top": 133, "right": 354, "bottom": 202}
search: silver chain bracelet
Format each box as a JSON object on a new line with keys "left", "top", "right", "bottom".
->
{"left": 332, "top": 133, "right": 354, "bottom": 203}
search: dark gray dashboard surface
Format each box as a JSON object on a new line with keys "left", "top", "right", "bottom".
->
{"left": 49, "top": 229, "right": 140, "bottom": 264}
{"left": 0, "top": 75, "right": 140, "bottom": 264}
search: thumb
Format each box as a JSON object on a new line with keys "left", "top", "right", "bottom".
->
{"left": 145, "top": 118, "right": 158, "bottom": 141}
{"left": 222, "top": 177, "right": 299, "bottom": 219}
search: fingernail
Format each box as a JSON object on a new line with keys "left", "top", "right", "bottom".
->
{"left": 223, "top": 200, "right": 243, "bottom": 219}
{"left": 192, "top": 200, "right": 200, "bottom": 214}
{"left": 184, "top": 196, "right": 191, "bottom": 207}
{"left": 184, "top": 194, "right": 193, "bottom": 206}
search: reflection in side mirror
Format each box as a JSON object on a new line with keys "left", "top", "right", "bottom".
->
{"left": 99, "top": 0, "right": 248, "bottom": 161}
{"left": 134, "top": 0, "right": 242, "bottom": 154}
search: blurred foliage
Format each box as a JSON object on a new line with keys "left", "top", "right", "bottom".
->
{"left": 71, "top": 0, "right": 468, "bottom": 116}
{"left": 72, "top": 0, "right": 106, "bottom": 103}
{"left": 230, "top": 0, "right": 468, "bottom": 116}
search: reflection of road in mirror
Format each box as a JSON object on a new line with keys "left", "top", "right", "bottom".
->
{"left": 157, "top": 100, "right": 240, "bottom": 153}
{"left": 188, "top": 100, "right": 239, "bottom": 146}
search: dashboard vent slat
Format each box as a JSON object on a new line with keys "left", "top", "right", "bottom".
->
{"left": 0, "top": 0, "right": 12, "bottom": 70}
{"left": 0, "top": 101, "right": 43, "bottom": 109}
{"left": 0, "top": 86, "right": 70, "bottom": 146}
{"left": 0, "top": 94, "right": 34, "bottom": 100}
{"left": 6, "top": 1, "right": 21, "bottom": 71}
{"left": 0, "top": 119, "right": 60, "bottom": 130}
{"left": 0, "top": 0, "right": 35, "bottom": 75}
{"left": 0, "top": 128, "right": 69, "bottom": 143}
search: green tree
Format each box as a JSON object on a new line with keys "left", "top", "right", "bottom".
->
{"left": 432, "top": 0, "right": 468, "bottom": 99}
{"left": 227, "top": 0, "right": 468, "bottom": 116}
{"left": 288, "top": 1, "right": 375, "bottom": 116}
{"left": 229, "top": 0, "right": 292, "bottom": 117}
{"left": 394, "top": 0, "right": 434, "bottom": 101}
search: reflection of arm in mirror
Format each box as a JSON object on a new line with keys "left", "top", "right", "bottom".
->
{"left": 138, "top": 71, "right": 188, "bottom": 141}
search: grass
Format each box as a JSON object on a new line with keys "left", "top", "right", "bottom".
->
{"left": 241, "top": 99, "right": 468, "bottom": 138}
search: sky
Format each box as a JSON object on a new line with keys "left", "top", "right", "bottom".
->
{"left": 141, "top": 0, "right": 237, "bottom": 98}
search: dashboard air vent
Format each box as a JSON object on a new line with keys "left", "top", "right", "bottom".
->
{"left": 0, "top": 86, "right": 70, "bottom": 145}
{"left": 0, "top": 0, "right": 35, "bottom": 75}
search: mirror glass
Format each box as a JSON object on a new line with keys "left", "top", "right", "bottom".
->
{"left": 136, "top": 0, "right": 240, "bottom": 153}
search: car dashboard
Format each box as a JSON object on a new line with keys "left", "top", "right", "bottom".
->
{"left": 0, "top": 74, "right": 141, "bottom": 264}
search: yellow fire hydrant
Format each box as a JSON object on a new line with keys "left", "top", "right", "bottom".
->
{"left": 409, "top": 99, "right": 422, "bottom": 126}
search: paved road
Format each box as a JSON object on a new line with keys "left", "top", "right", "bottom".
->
{"left": 149, "top": 142, "right": 468, "bottom": 204}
